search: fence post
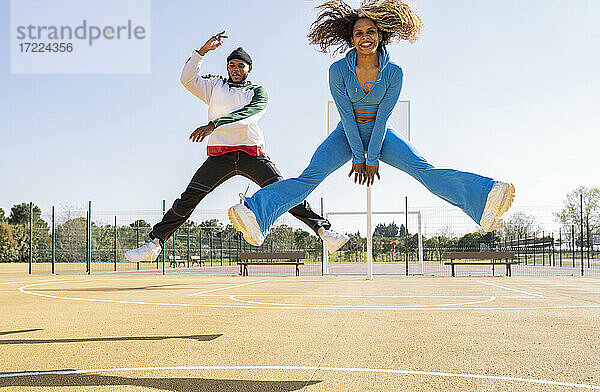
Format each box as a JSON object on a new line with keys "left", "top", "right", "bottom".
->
{"left": 114, "top": 216, "right": 118, "bottom": 271}
{"left": 571, "top": 224, "right": 575, "bottom": 268}
{"left": 187, "top": 224, "right": 190, "bottom": 268}
{"left": 162, "top": 200, "right": 166, "bottom": 275}
{"left": 172, "top": 229, "right": 176, "bottom": 267}
{"left": 28, "top": 202, "right": 33, "bottom": 274}
{"left": 551, "top": 233, "right": 555, "bottom": 267}
{"left": 209, "top": 232, "right": 213, "bottom": 266}
{"left": 580, "top": 194, "right": 584, "bottom": 276}
{"left": 542, "top": 231, "right": 545, "bottom": 266}
{"left": 199, "top": 230, "right": 203, "bottom": 266}
{"left": 220, "top": 232, "right": 224, "bottom": 266}
{"left": 88, "top": 201, "right": 92, "bottom": 275}
{"left": 51, "top": 206, "right": 55, "bottom": 275}
{"left": 228, "top": 234, "right": 232, "bottom": 265}
{"left": 587, "top": 220, "right": 590, "bottom": 268}
{"left": 559, "top": 228, "right": 562, "bottom": 267}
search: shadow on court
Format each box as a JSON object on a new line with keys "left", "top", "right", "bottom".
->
{"left": 0, "top": 329, "right": 43, "bottom": 336}
{"left": 30, "top": 283, "right": 188, "bottom": 292}
{"left": 0, "top": 334, "right": 222, "bottom": 345}
{"left": 0, "top": 373, "right": 321, "bottom": 391}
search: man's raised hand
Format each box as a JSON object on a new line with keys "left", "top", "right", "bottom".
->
{"left": 197, "top": 31, "right": 228, "bottom": 56}
{"left": 189, "top": 123, "right": 216, "bottom": 143}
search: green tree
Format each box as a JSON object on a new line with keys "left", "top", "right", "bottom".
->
{"left": 373, "top": 222, "right": 399, "bottom": 238}
{"left": 0, "top": 222, "right": 18, "bottom": 261}
{"left": 56, "top": 217, "right": 88, "bottom": 262}
{"left": 0, "top": 208, "right": 6, "bottom": 223}
{"left": 8, "top": 203, "right": 41, "bottom": 225}
{"left": 267, "top": 225, "right": 294, "bottom": 250}
{"left": 129, "top": 219, "right": 151, "bottom": 228}
{"left": 199, "top": 219, "right": 224, "bottom": 234}
{"left": 497, "top": 212, "right": 541, "bottom": 239}
{"left": 555, "top": 186, "right": 600, "bottom": 234}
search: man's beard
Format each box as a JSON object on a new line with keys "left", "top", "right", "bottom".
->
{"left": 228, "top": 74, "right": 248, "bottom": 84}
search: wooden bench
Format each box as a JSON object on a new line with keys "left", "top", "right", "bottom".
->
{"left": 168, "top": 256, "right": 185, "bottom": 267}
{"left": 238, "top": 252, "right": 305, "bottom": 276}
{"left": 442, "top": 252, "right": 517, "bottom": 277}
{"left": 190, "top": 255, "right": 204, "bottom": 267}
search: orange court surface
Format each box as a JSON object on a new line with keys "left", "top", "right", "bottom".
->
{"left": 1, "top": 263, "right": 599, "bottom": 391}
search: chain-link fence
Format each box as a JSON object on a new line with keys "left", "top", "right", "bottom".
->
{"left": 3, "top": 201, "right": 598, "bottom": 277}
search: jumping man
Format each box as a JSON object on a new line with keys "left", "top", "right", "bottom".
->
{"left": 125, "top": 32, "right": 349, "bottom": 262}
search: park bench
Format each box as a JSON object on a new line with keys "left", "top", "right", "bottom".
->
{"left": 238, "top": 252, "right": 305, "bottom": 276}
{"left": 168, "top": 255, "right": 185, "bottom": 267}
{"left": 190, "top": 255, "right": 204, "bottom": 267}
{"left": 442, "top": 251, "right": 517, "bottom": 277}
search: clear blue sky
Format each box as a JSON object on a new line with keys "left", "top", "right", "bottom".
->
{"left": 1, "top": 0, "right": 599, "bottom": 233}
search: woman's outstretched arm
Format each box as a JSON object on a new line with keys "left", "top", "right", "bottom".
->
{"left": 329, "top": 63, "right": 365, "bottom": 164}
{"left": 367, "top": 65, "right": 403, "bottom": 167}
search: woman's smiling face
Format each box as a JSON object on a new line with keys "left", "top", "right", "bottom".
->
{"left": 352, "top": 17, "right": 381, "bottom": 56}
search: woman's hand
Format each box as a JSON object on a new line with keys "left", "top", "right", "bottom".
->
{"left": 365, "top": 164, "right": 380, "bottom": 187}
{"left": 197, "top": 31, "right": 228, "bottom": 56}
{"left": 189, "top": 122, "right": 216, "bottom": 142}
{"left": 349, "top": 162, "right": 366, "bottom": 184}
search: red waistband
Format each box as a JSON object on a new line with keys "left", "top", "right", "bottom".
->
{"left": 207, "top": 145, "right": 263, "bottom": 157}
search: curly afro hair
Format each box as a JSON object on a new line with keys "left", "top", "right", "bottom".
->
{"left": 308, "top": 0, "right": 422, "bottom": 55}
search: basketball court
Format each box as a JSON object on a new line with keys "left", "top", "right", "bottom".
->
{"left": 2, "top": 263, "right": 599, "bottom": 391}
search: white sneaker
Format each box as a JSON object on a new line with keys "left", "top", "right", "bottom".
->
{"left": 124, "top": 239, "right": 162, "bottom": 262}
{"left": 480, "top": 182, "right": 515, "bottom": 232}
{"left": 318, "top": 227, "right": 350, "bottom": 253}
{"left": 228, "top": 203, "right": 265, "bottom": 246}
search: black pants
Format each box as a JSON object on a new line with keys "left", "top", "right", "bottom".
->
{"left": 150, "top": 151, "right": 330, "bottom": 242}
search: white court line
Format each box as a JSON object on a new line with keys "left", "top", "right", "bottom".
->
{"left": 20, "top": 279, "right": 600, "bottom": 311}
{"left": 187, "top": 280, "right": 267, "bottom": 296}
{"left": 0, "top": 279, "right": 63, "bottom": 286}
{"left": 0, "top": 365, "right": 598, "bottom": 389}
{"left": 302, "top": 312, "right": 351, "bottom": 391}
{"left": 227, "top": 295, "right": 497, "bottom": 309}
{"left": 477, "top": 281, "right": 544, "bottom": 297}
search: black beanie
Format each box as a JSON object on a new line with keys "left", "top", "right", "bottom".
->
{"left": 227, "top": 47, "right": 252, "bottom": 66}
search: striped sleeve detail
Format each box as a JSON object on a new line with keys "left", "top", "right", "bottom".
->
{"left": 211, "top": 85, "right": 268, "bottom": 129}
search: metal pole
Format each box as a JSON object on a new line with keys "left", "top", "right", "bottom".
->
{"left": 559, "top": 228, "right": 562, "bottom": 267}
{"left": 88, "top": 201, "right": 92, "bottom": 275}
{"left": 172, "top": 230, "right": 176, "bottom": 267}
{"left": 51, "top": 206, "right": 55, "bottom": 275}
{"left": 533, "top": 231, "right": 536, "bottom": 266}
{"left": 542, "top": 231, "right": 545, "bottom": 266}
{"left": 28, "top": 202, "right": 33, "bottom": 274}
{"left": 321, "top": 197, "right": 325, "bottom": 276}
{"left": 187, "top": 224, "right": 190, "bottom": 268}
{"left": 571, "top": 224, "right": 575, "bottom": 268}
{"left": 580, "top": 194, "right": 584, "bottom": 276}
{"left": 418, "top": 211, "right": 424, "bottom": 275}
{"left": 162, "top": 200, "right": 166, "bottom": 275}
{"left": 135, "top": 221, "right": 139, "bottom": 253}
{"left": 85, "top": 211, "right": 89, "bottom": 274}
{"left": 209, "top": 232, "right": 213, "bottom": 266}
{"left": 220, "top": 232, "right": 223, "bottom": 266}
{"left": 551, "top": 233, "right": 555, "bottom": 267}
{"left": 366, "top": 187, "right": 373, "bottom": 280}
{"left": 405, "top": 196, "right": 408, "bottom": 276}
{"left": 587, "top": 219, "right": 590, "bottom": 268}
{"left": 517, "top": 234, "right": 520, "bottom": 265}
{"left": 200, "top": 230, "right": 203, "bottom": 266}
{"left": 114, "top": 216, "right": 117, "bottom": 271}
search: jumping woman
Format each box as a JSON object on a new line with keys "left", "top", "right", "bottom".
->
{"left": 228, "top": 0, "right": 514, "bottom": 246}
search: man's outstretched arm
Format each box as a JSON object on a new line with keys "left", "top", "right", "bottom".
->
{"left": 180, "top": 31, "right": 228, "bottom": 104}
